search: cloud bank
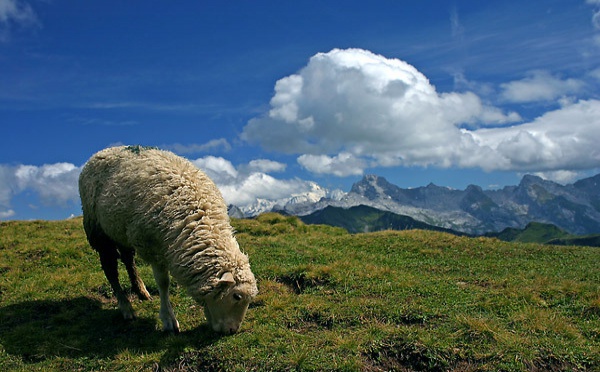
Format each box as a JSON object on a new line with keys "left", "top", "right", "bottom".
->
{"left": 243, "top": 48, "right": 600, "bottom": 176}
{"left": 191, "top": 156, "right": 317, "bottom": 207}
{"left": 0, "top": 156, "right": 317, "bottom": 219}
{"left": 0, "top": 162, "right": 81, "bottom": 218}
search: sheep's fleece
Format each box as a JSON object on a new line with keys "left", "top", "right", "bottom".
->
{"left": 79, "top": 145, "right": 258, "bottom": 334}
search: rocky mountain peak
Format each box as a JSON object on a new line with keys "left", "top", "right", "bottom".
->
{"left": 350, "top": 174, "right": 395, "bottom": 199}
{"left": 519, "top": 174, "right": 545, "bottom": 187}
{"left": 465, "top": 184, "right": 484, "bottom": 193}
{"left": 574, "top": 173, "right": 600, "bottom": 192}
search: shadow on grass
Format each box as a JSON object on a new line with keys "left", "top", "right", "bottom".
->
{"left": 0, "top": 297, "right": 221, "bottom": 366}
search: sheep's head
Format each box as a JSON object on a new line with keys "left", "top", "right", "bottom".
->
{"left": 202, "top": 271, "right": 258, "bottom": 334}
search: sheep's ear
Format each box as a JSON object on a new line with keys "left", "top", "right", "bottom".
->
{"left": 218, "top": 272, "right": 235, "bottom": 285}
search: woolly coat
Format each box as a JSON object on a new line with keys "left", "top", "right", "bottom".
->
{"left": 79, "top": 146, "right": 257, "bottom": 302}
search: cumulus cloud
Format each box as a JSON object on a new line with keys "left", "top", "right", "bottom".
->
{"left": 0, "top": 165, "right": 17, "bottom": 209}
{"left": 0, "top": 162, "right": 81, "bottom": 218}
{"left": 471, "top": 99, "right": 600, "bottom": 171}
{"left": 192, "top": 156, "right": 239, "bottom": 184}
{"left": 298, "top": 152, "right": 366, "bottom": 177}
{"left": 14, "top": 163, "right": 81, "bottom": 205}
{"left": 0, "top": 209, "right": 15, "bottom": 218}
{"left": 242, "top": 48, "right": 600, "bottom": 176}
{"left": 192, "top": 156, "right": 318, "bottom": 207}
{"left": 246, "top": 159, "right": 287, "bottom": 173}
{"left": 219, "top": 173, "right": 318, "bottom": 207}
{"left": 242, "top": 48, "right": 521, "bottom": 173}
{"left": 499, "top": 70, "right": 585, "bottom": 103}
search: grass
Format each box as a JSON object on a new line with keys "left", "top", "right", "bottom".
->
{"left": 0, "top": 213, "right": 599, "bottom": 371}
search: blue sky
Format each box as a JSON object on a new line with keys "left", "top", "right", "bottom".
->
{"left": 1, "top": 0, "right": 600, "bottom": 220}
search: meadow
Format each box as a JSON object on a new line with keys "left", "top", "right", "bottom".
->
{"left": 0, "top": 213, "right": 599, "bottom": 371}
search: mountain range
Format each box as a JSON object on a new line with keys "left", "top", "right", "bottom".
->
{"left": 229, "top": 173, "right": 600, "bottom": 236}
{"left": 299, "top": 206, "right": 592, "bottom": 246}
{"left": 299, "top": 204, "right": 469, "bottom": 236}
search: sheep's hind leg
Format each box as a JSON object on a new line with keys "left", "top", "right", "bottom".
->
{"left": 98, "top": 246, "right": 136, "bottom": 320}
{"left": 120, "top": 248, "right": 152, "bottom": 301}
{"left": 152, "top": 263, "right": 180, "bottom": 333}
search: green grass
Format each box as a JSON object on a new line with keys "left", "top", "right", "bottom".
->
{"left": 1, "top": 213, "right": 599, "bottom": 371}
{"left": 488, "top": 222, "right": 572, "bottom": 244}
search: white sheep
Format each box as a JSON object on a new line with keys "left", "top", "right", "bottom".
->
{"left": 78, "top": 145, "right": 258, "bottom": 334}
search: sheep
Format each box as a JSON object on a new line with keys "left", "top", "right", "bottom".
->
{"left": 78, "top": 145, "right": 258, "bottom": 334}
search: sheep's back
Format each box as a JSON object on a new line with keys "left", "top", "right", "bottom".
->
{"left": 79, "top": 146, "right": 227, "bottom": 253}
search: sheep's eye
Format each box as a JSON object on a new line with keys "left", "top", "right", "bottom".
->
{"left": 233, "top": 293, "right": 243, "bottom": 301}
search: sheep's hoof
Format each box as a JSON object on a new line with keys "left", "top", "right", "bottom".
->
{"left": 122, "top": 310, "right": 136, "bottom": 321}
{"left": 162, "top": 319, "right": 180, "bottom": 334}
{"left": 119, "top": 302, "right": 136, "bottom": 320}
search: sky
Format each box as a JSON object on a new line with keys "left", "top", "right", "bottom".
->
{"left": 1, "top": 0, "right": 600, "bottom": 220}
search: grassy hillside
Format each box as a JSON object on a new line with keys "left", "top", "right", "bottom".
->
{"left": 485, "top": 222, "right": 573, "bottom": 244}
{"left": 1, "top": 214, "right": 599, "bottom": 371}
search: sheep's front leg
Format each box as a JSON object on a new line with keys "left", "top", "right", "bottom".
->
{"left": 151, "top": 264, "right": 180, "bottom": 333}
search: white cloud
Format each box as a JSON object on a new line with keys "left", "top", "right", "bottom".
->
{"left": 243, "top": 48, "right": 600, "bottom": 176}
{"left": 0, "top": 209, "right": 15, "bottom": 218}
{"left": 532, "top": 170, "right": 581, "bottom": 184}
{"left": 471, "top": 99, "right": 600, "bottom": 171}
{"left": 0, "top": 0, "right": 39, "bottom": 41}
{"left": 0, "top": 0, "right": 36, "bottom": 24}
{"left": 219, "top": 173, "right": 316, "bottom": 207}
{"left": 242, "top": 48, "right": 520, "bottom": 172}
{"left": 192, "top": 156, "right": 239, "bottom": 184}
{"left": 14, "top": 163, "right": 81, "bottom": 205}
{"left": 191, "top": 156, "right": 318, "bottom": 207}
{"left": 500, "top": 70, "right": 585, "bottom": 103}
{"left": 246, "top": 159, "right": 286, "bottom": 173}
{"left": 0, "top": 162, "right": 81, "bottom": 218}
{"left": 588, "top": 0, "right": 600, "bottom": 30}
{"left": 0, "top": 164, "right": 17, "bottom": 209}
{"left": 450, "top": 6, "right": 465, "bottom": 42}
{"left": 298, "top": 152, "right": 366, "bottom": 177}
{"left": 452, "top": 72, "right": 495, "bottom": 97}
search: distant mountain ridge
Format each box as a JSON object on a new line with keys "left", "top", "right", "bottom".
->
{"left": 484, "top": 222, "right": 572, "bottom": 243}
{"left": 299, "top": 207, "right": 600, "bottom": 247}
{"left": 299, "top": 205, "right": 468, "bottom": 236}
{"left": 230, "top": 173, "right": 600, "bottom": 235}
